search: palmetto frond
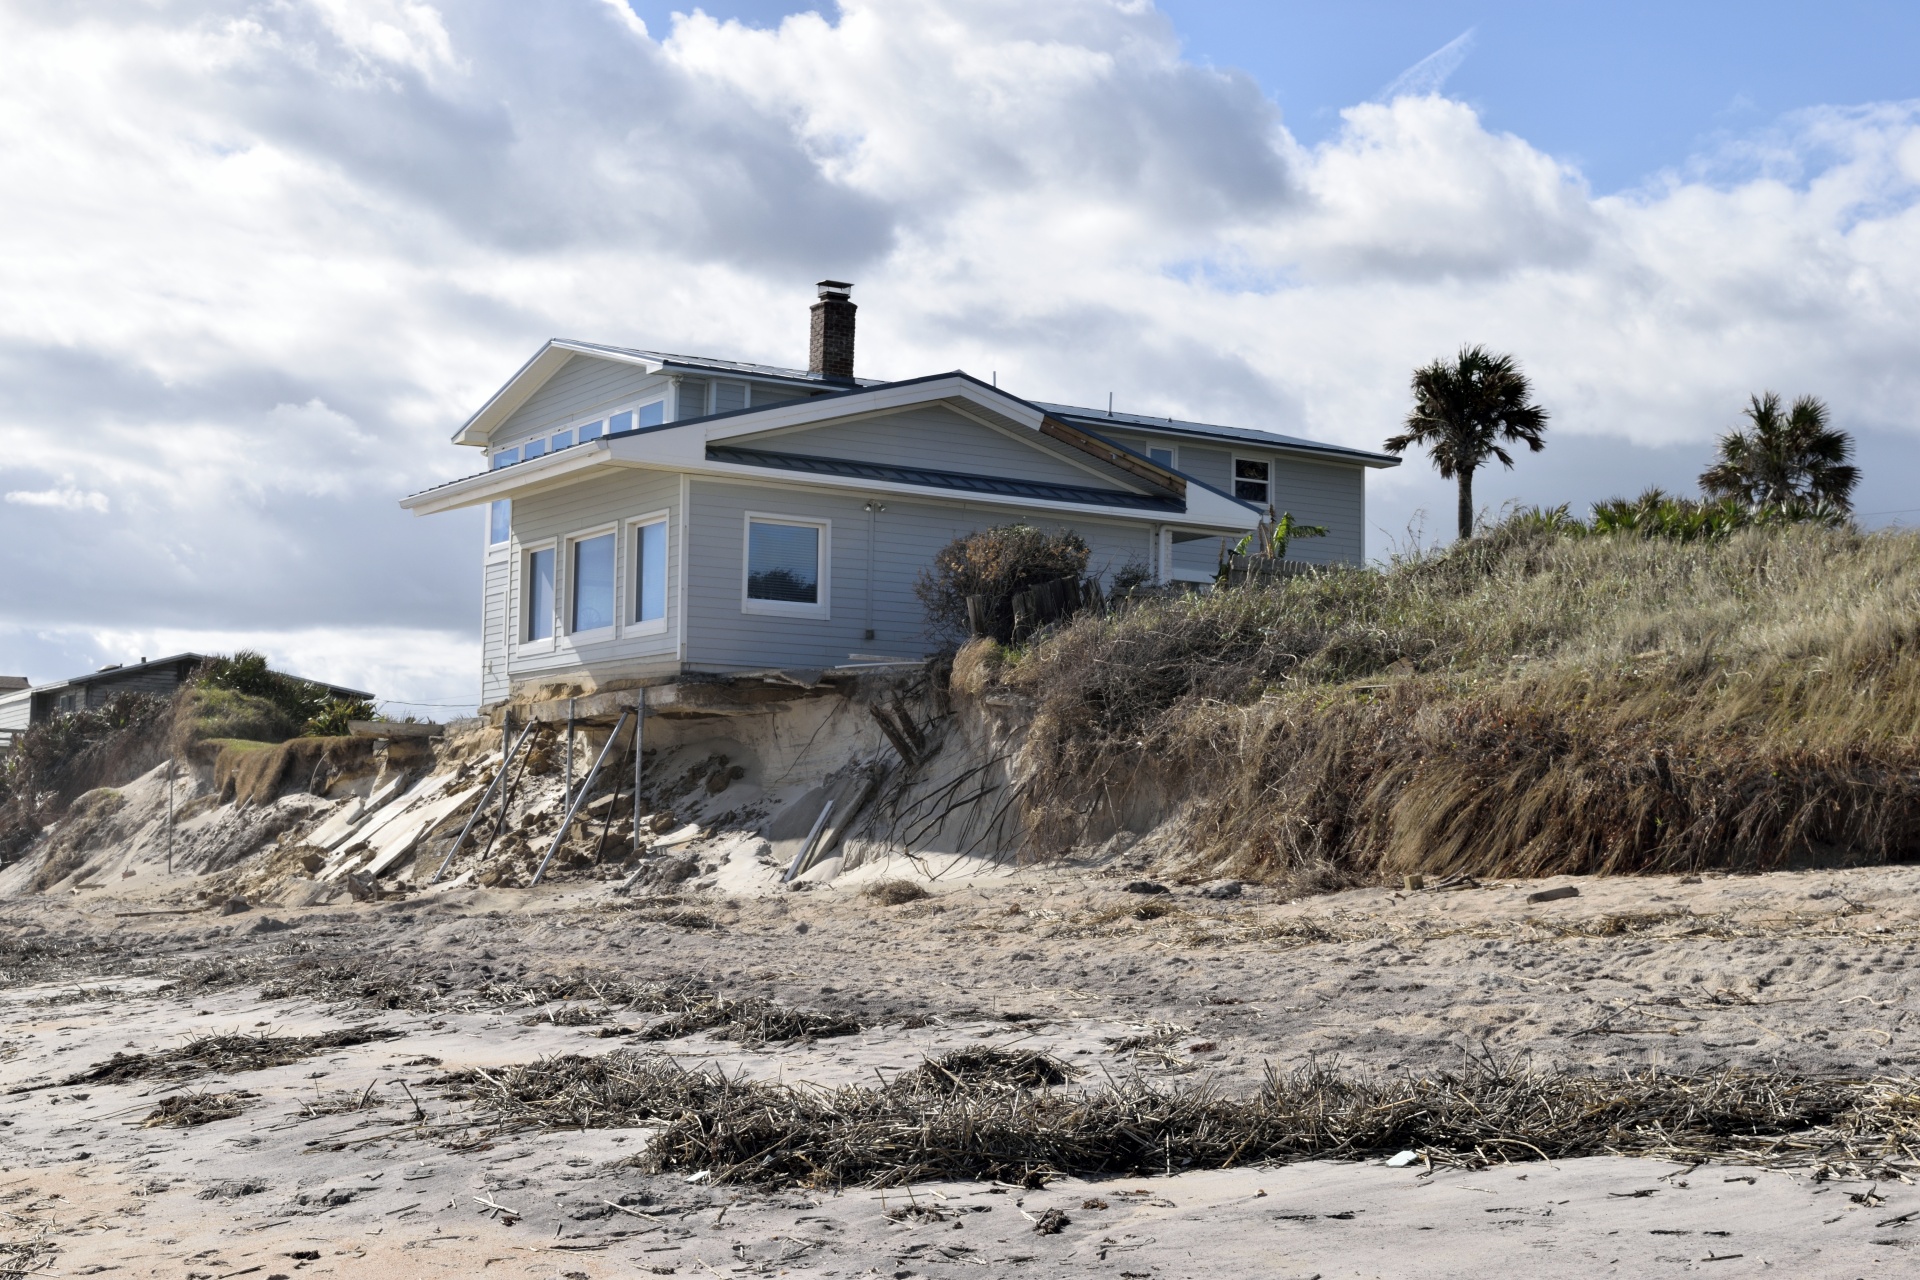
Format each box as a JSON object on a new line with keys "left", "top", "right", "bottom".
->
{"left": 1384, "top": 344, "right": 1549, "bottom": 540}
{"left": 1699, "top": 392, "right": 1859, "bottom": 510}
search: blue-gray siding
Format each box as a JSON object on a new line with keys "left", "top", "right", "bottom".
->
{"left": 1105, "top": 429, "right": 1365, "bottom": 565}
{"left": 492, "top": 468, "right": 684, "bottom": 693}
{"left": 683, "top": 479, "right": 1153, "bottom": 671}
{"left": 495, "top": 355, "right": 672, "bottom": 452}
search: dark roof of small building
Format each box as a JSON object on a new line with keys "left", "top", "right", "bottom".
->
{"left": 705, "top": 445, "right": 1183, "bottom": 512}
{"left": 34, "top": 653, "right": 374, "bottom": 702}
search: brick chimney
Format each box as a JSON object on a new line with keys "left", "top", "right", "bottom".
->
{"left": 809, "top": 280, "right": 856, "bottom": 384}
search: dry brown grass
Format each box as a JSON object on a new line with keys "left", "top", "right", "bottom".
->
{"left": 1003, "top": 525, "right": 1920, "bottom": 886}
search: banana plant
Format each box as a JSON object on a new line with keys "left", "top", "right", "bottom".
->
{"left": 1233, "top": 511, "right": 1329, "bottom": 560}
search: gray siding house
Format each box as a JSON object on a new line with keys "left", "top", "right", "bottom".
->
{"left": 402, "top": 283, "right": 1398, "bottom": 707}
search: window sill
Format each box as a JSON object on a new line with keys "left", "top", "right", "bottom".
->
{"left": 743, "top": 598, "right": 830, "bottom": 620}
{"left": 624, "top": 619, "right": 670, "bottom": 638}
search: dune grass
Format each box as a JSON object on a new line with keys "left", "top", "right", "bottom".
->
{"left": 1000, "top": 524, "right": 1920, "bottom": 886}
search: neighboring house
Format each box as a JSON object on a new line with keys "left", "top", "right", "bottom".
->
{"left": 0, "top": 654, "right": 372, "bottom": 738}
{"left": 401, "top": 282, "right": 1399, "bottom": 708}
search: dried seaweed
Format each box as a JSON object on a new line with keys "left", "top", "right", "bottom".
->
{"left": 46, "top": 1027, "right": 400, "bottom": 1089}
{"left": 142, "top": 1090, "right": 254, "bottom": 1127}
{"left": 899, "top": 1048, "right": 1078, "bottom": 1091}
{"left": 862, "top": 879, "right": 930, "bottom": 906}
{"left": 435, "top": 1048, "right": 1920, "bottom": 1190}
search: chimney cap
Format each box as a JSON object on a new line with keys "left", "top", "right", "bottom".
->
{"left": 816, "top": 279, "right": 854, "bottom": 298}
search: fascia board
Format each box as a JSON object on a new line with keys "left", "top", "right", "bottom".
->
{"left": 404, "top": 422, "right": 711, "bottom": 513}
{"left": 1176, "top": 481, "right": 1264, "bottom": 531}
{"left": 702, "top": 374, "right": 1026, "bottom": 442}
{"left": 401, "top": 440, "right": 622, "bottom": 514}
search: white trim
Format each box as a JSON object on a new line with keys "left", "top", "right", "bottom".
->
{"left": 563, "top": 523, "right": 619, "bottom": 642}
{"left": 407, "top": 445, "right": 1254, "bottom": 531}
{"left": 622, "top": 509, "right": 671, "bottom": 638}
{"left": 1146, "top": 444, "right": 1178, "bottom": 471}
{"left": 741, "top": 512, "right": 831, "bottom": 619}
{"left": 1231, "top": 453, "right": 1272, "bottom": 509}
{"left": 516, "top": 538, "right": 558, "bottom": 654}
{"left": 676, "top": 475, "right": 690, "bottom": 662}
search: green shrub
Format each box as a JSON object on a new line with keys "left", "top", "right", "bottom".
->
{"left": 915, "top": 524, "right": 1092, "bottom": 641}
{"left": 175, "top": 686, "right": 298, "bottom": 748}
{"left": 193, "top": 651, "right": 369, "bottom": 738}
{"left": 302, "top": 698, "right": 375, "bottom": 738}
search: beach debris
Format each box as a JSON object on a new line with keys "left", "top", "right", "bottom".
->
{"left": 1123, "top": 881, "right": 1169, "bottom": 895}
{"left": 1198, "top": 880, "right": 1244, "bottom": 899}
{"left": 432, "top": 1050, "right": 1920, "bottom": 1191}
{"left": 142, "top": 1090, "right": 254, "bottom": 1127}
{"left": 900, "top": 1048, "right": 1079, "bottom": 1092}
{"left": 1385, "top": 1150, "right": 1420, "bottom": 1167}
{"left": 43, "top": 1027, "right": 402, "bottom": 1089}
{"left": 862, "top": 878, "right": 930, "bottom": 906}
{"left": 1528, "top": 885, "right": 1581, "bottom": 903}
{"left": 1031, "top": 1207, "right": 1071, "bottom": 1234}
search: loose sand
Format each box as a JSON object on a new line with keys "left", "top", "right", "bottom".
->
{"left": 6, "top": 859, "right": 1920, "bottom": 1277}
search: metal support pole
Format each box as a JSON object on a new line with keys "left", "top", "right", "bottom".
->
{"left": 428, "top": 719, "right": 536, "bottom": 885}
{"left": 632, "top": 689, "right": 645, "bottom": 857}
{"left": 530, "top": 710, "right": 629, "bottom": 888}
{"left": 782, "top": 800, "right": 834, "bottom": 885}
{"left": 564, "top": 696, "right": 575, "bottom": 806}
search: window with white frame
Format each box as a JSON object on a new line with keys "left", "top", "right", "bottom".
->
{"left": 630, "top": 516, "right": 668, "bottom": 630}
{"left": 569, "top": 531, "right": 616, "bottom": 635}
{"left": 522, "top": 437, "right": 548, "bottom": 461}
{"left": 551, "top": 427, "right": 574, "bottom": 451}
{"left": 1233, "top": 457, "right": 1271, "bottom": 506}
{"left": 488, "top": 447, "right": 520, "bottom": 546}
{"left": 578, "top": 418, "right": 604, "bottom": 443}
{"left": 1147, "top": 445, "right": 1176, "bottom": 469}
{"left": 524, "top": 545, "right": 555, "bottom": 642}
{"left": 743, "top": 515, "right": 828, "bottom": 616}
{"left": 606, "top": 410, "right": 632, "bottom": 435}
{"left": 638, "top": 400, "right": 665, "bottom": 427}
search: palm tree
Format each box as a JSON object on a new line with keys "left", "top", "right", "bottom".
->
{"left": 1385, "top": 345, "right": 1549, "bottom": 541}
{"left": 1698, "top": 392, "right": 1858, "bottom": 511}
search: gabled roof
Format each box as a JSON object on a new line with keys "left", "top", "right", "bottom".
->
{"left": 452, "top": 338, "right": 885, "bottom": 446}
{"left": 408, "top": 371, "right": 1262, "bottom": 530}
{"left": 1034, "top": 402, "right": 1401, "bottom": 469}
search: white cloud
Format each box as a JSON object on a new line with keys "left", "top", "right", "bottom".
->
{"left": 5, "top": 487, "right": 109, "bottom": 513}
{"left": 0, "top": 0, "right": 1917, "bottom": 693}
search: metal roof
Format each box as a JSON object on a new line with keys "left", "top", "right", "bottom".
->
{"left": 705, "top": 445, "right": 1183, "bottom": 512}
{"left": 1031, "top": 401, "right": 1400, "bottom": 467}
{"left": 554, "top": 339, "right": 888, "bottom": 388}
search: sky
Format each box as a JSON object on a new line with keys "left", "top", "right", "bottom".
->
{"left": 2, "top": 0, "right": 1918, "bottom": 715}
